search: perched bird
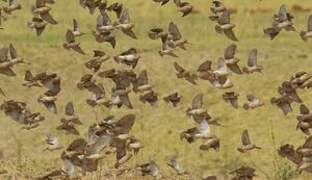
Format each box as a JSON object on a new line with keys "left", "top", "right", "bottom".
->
{"left": 2, "top": 0, "right": 22, "bottom": 14}
{"left": 243, "top": 94, "right": 264, "bottom": 110}
{"left": 264, "top": 4, "right": 296, "bottom": 40}
{"left": 300, "top": 15, "right": 312, "bottom": 41}
{"left": 174, "top": 62, "right": 197, "bottom": 85}
{"left": 174, "top": 0, "right": 193, "bottom": 17}
{"left": 63, "top": 30, "right": 86, "bottom": 55}
{"left": 114, "top": 48, "right": 140, "bottom": 68}
{"left": 163, "top": 92, "right": 181, "bottom": 107}
{"left": 222, "top": 91, "right": 239, "bottom": 109}
{"left": 215, "top": 9, "right": 238, "bottom": 41}
{"left": 115, "top": 9, "right": 137, "bottom": 39}
{"left": 243, "top": 49, "right": 263, "bottom": 74}
{"left": 237, "top": 129, "right": 261, "bottom": 153}
{"left": 223, "top": 43, "right": 242, "bottom": 74}
{"left": 72, "top": 19, "right": 85, "bottom": 37}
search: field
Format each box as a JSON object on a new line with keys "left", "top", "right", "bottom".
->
{"left": 1, "top": 0, "right": 312, "bottom": 179}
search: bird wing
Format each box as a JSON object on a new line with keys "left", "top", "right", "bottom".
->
{"left": 308, "top": 15, "right": 312, "bottom": 32}
{"left": 198, "top": 60, "right": 212, "bottom": 72}
{"left": 168, "top": 22, "right": 182, "bottom": 41}
{"left": 66, "top": 30, "right": 75, "bottom": 43}
{"left": 65, "top": 101, "right": 74, "bottom": 116}
{"left": 247, "top": 49, "right": 258, "bottom": 67}
{"left": 241, "top": 129, "right": 251, "bottom": 145}
{"left": 192, "top": 93, "right": 203, "bottom": 109}
{"left": 224, "top": 43, "right": 237, "bottom": 59}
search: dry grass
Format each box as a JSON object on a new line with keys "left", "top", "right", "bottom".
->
{"left": 1, "top": 0, "right": 312, "bottom": 179}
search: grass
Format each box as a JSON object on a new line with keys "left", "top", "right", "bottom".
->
{"left": 1, "top": 0, "right": 312, "bottom": 179}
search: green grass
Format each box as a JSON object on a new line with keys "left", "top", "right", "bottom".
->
{"left": 1, "top": 0, "right": 312, "bottom": 179}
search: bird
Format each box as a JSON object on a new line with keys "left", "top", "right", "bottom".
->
{"left": 136, "top": 160, "right": 161, "bottom": 179}
{"left": 107, "top": 2, "right": 123, "bottom": 18}
{"left": 173, "top": 62, "right": 197, "bottom": 85}
{"left": 139, "top": 90, "right": 158, "bottom": 106}
{"left": 163, "top": 92, "right": 181, "bottom": 107}
{"left": 61, "top": 102, "right": 82, "bottom": 125}
{"left": 31, "top": 0, "right": 58, "bottom": 25}
{"left": 237, "top": 129, "right": 261, "bottom": 153}
{"left": 243, "top": 49, "right": 263, "bottom": 74}
{"left": 114, "top": 48, "right": 140, "bottom": 69}
{"left": 300, "top": 15, "right": 312, "bottom": 41}
{"left": 222, "top": 91, "right": 239, "bottom": 109}
{"left": 296, "top": 104, "right": 312, "bottom": 135}
{"left": 278, "top": 81, "right": 302, "bottom": 103}
{"left": 243, "top": 94, "right": 264, "bottom": 110}
{"left": 63, "top": 30, "right": 86, "bottom": 55}
{"left": 85, "top": 50, "right": 110, "bottom": 72}
{"left": 96, "top": 10, "right": 115, "bottom": 33}
{"left": 2, "top": 0, "right": 22, "bottom": 15}
{"left": 153, "top": 0, "right": 170, "bottom": 6}
{"left": 115, "top": 9, "right": 137, "bottom": 39}
{"left": 197, "top": 60, "right": 213, "bottom": 80}
{"left": 45, "top": 133, "right": 63, "bottom": 151}
{"left": 22, "top": 70, "right": 42, "bottom": 88}
{"left": 27, "top": 16, "right": 47, "bottom": 36}
{"left": 215, "top": 9, "right": 238, "bottom": 41}
{"left": 223, "top": 43, "right": 242, "bottom": 74}
{"left": 186, "top": 93, "right": 206, "bottom": 120}
{"left": 0, "top": 45, "right": 24, "bottom": 76}
{"left": 271, "top": 95, "right": 294, "bottom": 115}
{"left": 264, "top": 4, "right": 296, "bottom": 40}
{"left": 37, "top": 94, "right": 57, "bottom": 114}
{"left": 168, "top": 22, "right": 189, "bottom": 50}
{"left": 230, "top": 165, "right": 257, "bottom": 180}
{"left": 167, "top": 158, "right": 186, "bottom": 175}
{"left": 174, "top": 0, "right": 193, "bottom": 17}
{"left": 209, "top": 0, "right": 226, "bottom": 21}
{"left": 148, "top": 27, "right": 166, "bottom": 40}
{"left": 133, "top": 70, "right": 153, "bottom": 93}
{"left": 159, "top": 34, "right": 178, "bottom": 57}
